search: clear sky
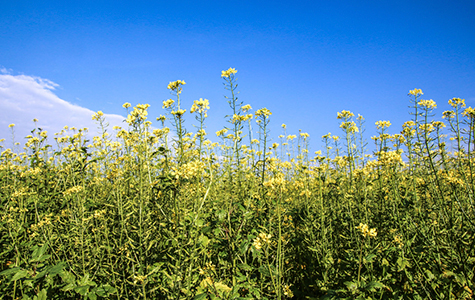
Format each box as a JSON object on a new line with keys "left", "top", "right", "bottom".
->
{"left": 1, "top": 0, "right": 474, "bottom": 153}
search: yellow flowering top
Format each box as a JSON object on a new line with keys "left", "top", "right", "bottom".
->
{"left": 448, "top": 97, "right": 465, "bottom": 108}
{"left": 255, "top": 108, "right": 272, "bottom": 118}
{"left": 418, "top": 99, "right": 437, "bottom": 110}
{"left": 241, "top": 104, "right": 252, "bottom": 112}
{"left": 167, "top": 80, "right": 186, "bottom": 92}
{"left": 408, "top": 88, "right": 423, "bottom": 96}
{"left": 375, "top": 120, "right": 391, "bottom": 130}
{"left": 163, "top": 99, "right": 175, "bottom": 109}
{"left": 221, "top": 68, "right": 237, "bottom": 78}
{"left": 337, "top": 110, "right": 354, "bottom": 120}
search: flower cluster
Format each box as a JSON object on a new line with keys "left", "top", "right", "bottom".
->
{"left": 337, "top": 110, "right": 354, "bottom": 120}
{"left": 221, "top": 67, "right": 237, "bottom": 78}
{"left": 375, "top": 120, "right": 391, "bottom": 130}
{"left": 255, "top": 108, "right": 272, "bottom": 118}
{"left": 356, "top": 223, "right": 377, "bottom": 238}
{"left": 190, "top": 98, "right": 210, "bottom": 114}
{"left": 167, "top": 80, "right": 186, "bottom": 92}
{"left": 252, "top": 232, "right": 272, "bottom": 250}
{"left": 418, "top": 99, "right": 437, "bottom": 110}
{"left": 408, "top": 88, "right": 423, "bottom": 96}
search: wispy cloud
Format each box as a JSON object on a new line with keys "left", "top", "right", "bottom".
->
{"left": 0, "top": 72, "right": 125, "bottom": 146}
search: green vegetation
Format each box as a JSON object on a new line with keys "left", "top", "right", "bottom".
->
{"left": 1, "top": 70, "right": 474, "bottom": 299}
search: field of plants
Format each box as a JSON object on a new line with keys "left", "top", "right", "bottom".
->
{"left": 1, "top": 68, "right": 474, "bottom": 299}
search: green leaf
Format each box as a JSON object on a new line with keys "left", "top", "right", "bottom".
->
{"left": 37, "top": 289, "right": 47, "bottom": 300}
{"left": 11, "top": 269, "right": 29, "bottom": 281}
{"left": 88, "top": 292, "right": 97, "bottom": 300}
{"left": 94, "top": 285, "right": 117, "bottom": 297}
{"left": 344, "top": 281, "right": 358, "bottom": 292}
{"left": 61, "top": 283, "right": 76, "bottom": 292}
{"left": 364, "top": 253, "right": 377, "bottom": 263}
{"left": 31, "top": 244, "right": 48, "bottom": 262}
{"left": 397, "top": 257, "right": 410, "bottom": 271}
{"left": 74, "top": 285, "right": 90, "bottom": 296}
{"left": 258, "top": 266, "right": 270, "bottom": 277}
{"left": 199, "top": 234, "right": 210, "bottom": 247}
{"left": 365, "top": 281, "right": 384, "bottom": 291}
{"left": 48, "top": 262, "right": 66, "bottom": 276}
{"left": 78, "top": 273, "right": 96, "bottom": 287}
{"left": 237, "top": 263, "right": 252, "bottom": 271}
{"left": 0, "top": 267, "right": 21, "bottom": 276}
{"left": 216, "top": 210, "right": 227, "bottom": 221}
{"left": 193, "top": 293, "right": 208, "bottom": 300}
{"left": 60, "top": 270, "right": 76, "bottom": 284}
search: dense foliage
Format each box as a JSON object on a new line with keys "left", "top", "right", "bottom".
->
{"left": 1, "top": 70, "right": 474, "bottom": 299}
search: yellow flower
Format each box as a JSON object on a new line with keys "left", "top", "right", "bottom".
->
{"left": 448, "top": 97, "right": 465, "bottom": 108}
{"left": 356, "top": 223, "right": 377, "bottom": 238}
{"left": 221, "top": 67, "right": 237, "bottom": 78}
{"left": 216, "top": 128, "right": 228, "bottom": 137}
{"left": 171, "top": 109, "right": 186, "bottom": 116}
{"left": 190, "top": 98, "right": 210, "bottom": 113}
{"left": 8, "top": 124, "right": 15, "bottom": 128}
{"left": 242, "top": 104, "right": 252, "bottom": 112}
{"left": 92, "top": 111, "right": 104, "bottom": 121}
{"left": 255, "top": 108, "right": 272, "bottom": 118}
{"left": 418, "top": 99, "right": 437, "bottom": 110}
{"left": 283, "top": 284, "right": 294, "bottom": 298}
{"left": 122, "top": 102, "right": 131, "bottom": 108}
{"left": 375, "top": 120, "right": 391, "bottom": 129}
{"left": 462, "top": 107, "right": 475, "bottom": 118}
{"left": 337, "top": 110, "right": 354, "bottom": 120}
{"left": 162, "top": 99, "right": 175, "bottom": 109}
{"left": 408, "top": 88, "right": 423, "bottom": 96}
{"left": 167, "top": 80, "right": 186, "bottom": 91}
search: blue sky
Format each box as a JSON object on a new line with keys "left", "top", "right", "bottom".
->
{"left": 1, "top": 0, "right": 474, "bottom": 152}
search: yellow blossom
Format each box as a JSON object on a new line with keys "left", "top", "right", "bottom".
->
{"left": 255, "top": 108, "right": 272, "bottom": 118}
{"left": 337, "top": 110, "right": 354, "bottom": 120}
{"left": 408, "top": 88, "right": 423, "bottom": 96}
{"left": 221, "top": 67, "right": 237, "bottom": 78}
{"left": 216, "top": 128, "right": 228, "bottom": 137}
{"left": 92, "top": 111, "right": 104, "bottom": 121}
{"left": 375, "top": 120, "right": 391, "bottom": 129}
{"left": 167, "top": 80, "right": 186, "bottom": 91}
{"left": 418, "top": 99, "right": 437, "bottom": 110}
{"left": 448, "top": 97, "right": 465, "bottom": 108}
{"left": 242, "top": 104, "right": 252, "bottom": 112}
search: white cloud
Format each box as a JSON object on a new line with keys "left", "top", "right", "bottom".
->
{"left": 0, "top": 73, "right": 125, "bottom": 147}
